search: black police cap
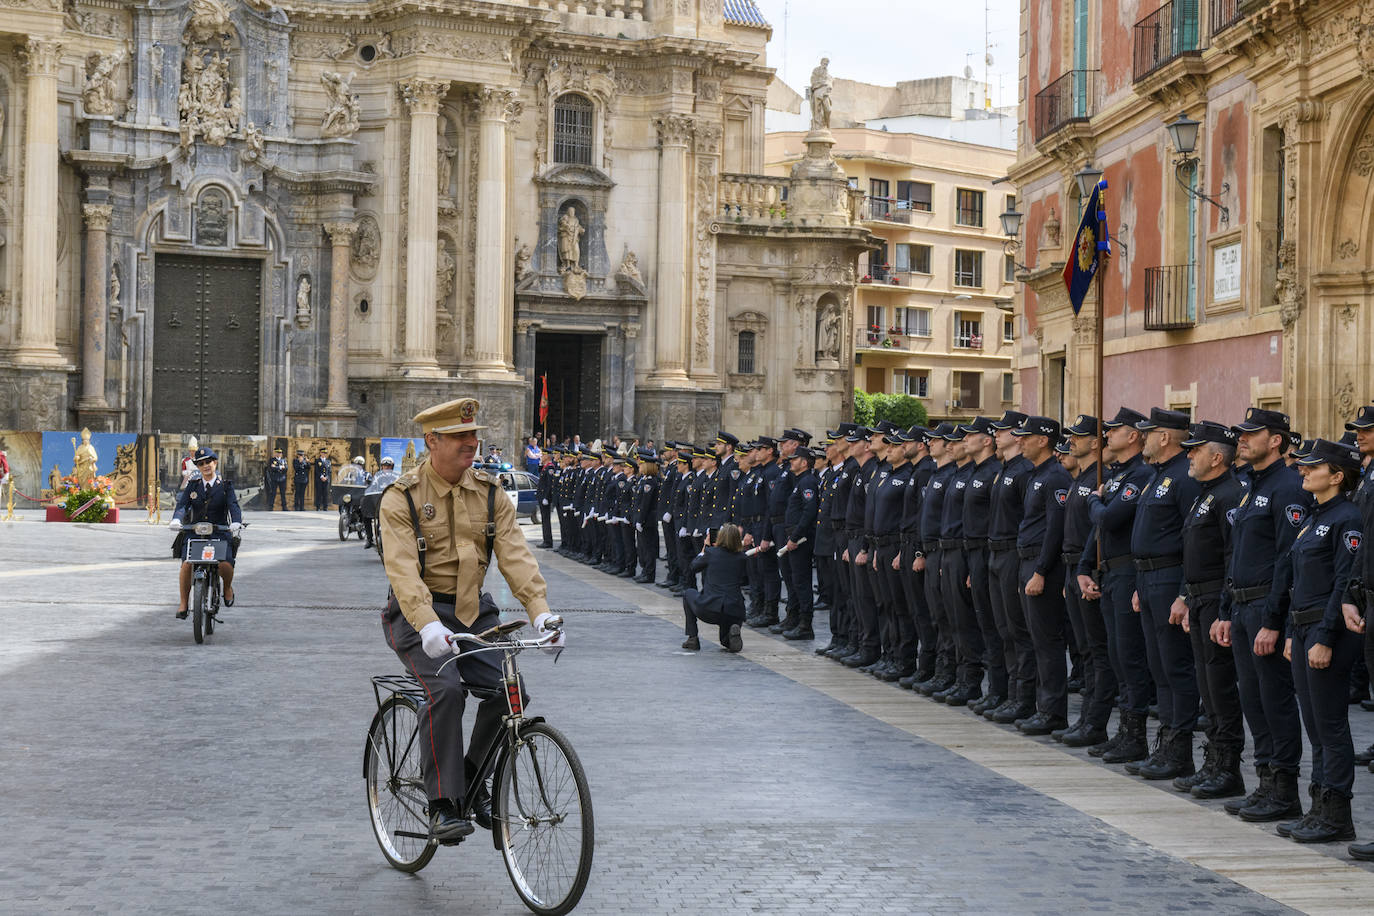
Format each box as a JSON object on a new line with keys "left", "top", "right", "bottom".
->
{"left": 756, "top": 435, "right": 779, "bottom": 449}
{"left": 1340, "top": 430, "right": 1357, "bottom": 448}
{"left": 781, "top": 428, "right": 812, "bottom": 445}
{"left": 1064, "top": 414, "right": 1100, "bottom": 436}
{"left": 958, "top": 416, "right": 996, "bottom": 437}
{"left": 1298, "top": 438, "right": 1362, "bottom": 471}
{"left": 1013, "top": 416, "right": 1061, "bottom": 439}
{"left": 1103, "top": 407, "right": 1147, "bottom": 429}
{"left": 1135, "top": 407, "right": 1191, "bottom": 432}
{"left": 716, "top": 430, "right": 738, "bottom": 446}
{"left": 1234, "top": 407, "right": 1291, "bottom": 433}
{"left": 1293, "top": 438, "right": 1315, "bottom": 460}
{"left": 193, "top": 446, "right": 218, "bottom": 463}
{"left": 1181, "top": 421, "right": 1239, "bottom": 449}
{"left": 990, "top": 410, "right": 1027, "bottom": 430}
{"left": 1054, "top": 438, "right": 1072, "bottom": 454}
{"left": 931, "top": 422, "right": 963, "bottom": 440}
{"left": 1345, "top": 404, "right": 1374, "bottom": 431}
{"left": 907, "top": 426, "right": 932, "bottom": 443}
{"left": 845, "top": 427, "right": 872, "bottom": 443}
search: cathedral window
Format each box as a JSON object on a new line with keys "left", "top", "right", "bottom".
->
{"left": 553, "top": 93, "right": 595, "bottom": 165}
{"left": 737, "top": 331, "right": 756, "bottom": 374}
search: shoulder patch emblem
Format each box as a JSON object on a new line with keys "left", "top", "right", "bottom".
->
{"left": 1153, "top": 477, "right": 1172, "bottom": 498}
{"left": 803, "top": 488, "right": 815, "bottom": 500}
{"left": 1054, "top": 488, "right": 1068, "bottom": 506}
{"left": 1033, "top": 480, "right": 1043, "bottom": 490}
{"left": 1196, "top": 494, "right": 1213, "bottom": 515}
{"left": 1121, "top": 483, "right": 1139, "bottom": 501}
{"left": 1285, "top": 505, "right": 1306, "bottom": 527}
{"left": 731, "top": 469, "right": 740, "bottom": 480}
{"left": 1315, "top": 524, "right": 1330, "bottom": 538}
{"left": 1345, "top": 531, "right": 1362, "bottom": 554}
{"left": 1253, "top": 494, "right": 1270, "bottom": 508}
{"left": 189, "top": 490, "right": 198, "bottom": 500}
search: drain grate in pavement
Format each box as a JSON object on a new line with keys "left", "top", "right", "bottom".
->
{"left": 0, "top": 598, "right": 638, "bottom": 614}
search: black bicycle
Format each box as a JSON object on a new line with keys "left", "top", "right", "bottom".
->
{"left": 364, "top": 616, "right": 593, "bottom": 915}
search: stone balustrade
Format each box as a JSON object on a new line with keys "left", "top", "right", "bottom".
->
{"left": 523, "top": 0, "right": 645, "bottom": 19}
{"left": 718, "top": 173, "right": 791, "bottom": 224}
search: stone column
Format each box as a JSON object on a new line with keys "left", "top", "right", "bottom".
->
{"left": 16, "top": 38, "right": 64, "bottom": 366}
{"left": 648, "top": 114, "right": 694, "bottom": 384}
{"left": 399, "top": 78, "right": 449, "bottom": 375}
{"left": 471, "top": 88, "right": 516, "bottom": 377}
{"left": 323, "top": 220, "right": 359, "bottom": 411}
{"left": 78, "top": 204, "right": 113, "bottom": 408}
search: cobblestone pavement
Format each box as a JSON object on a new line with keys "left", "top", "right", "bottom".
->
{"left": 0, "top": 509, "right": 1359, "bottom": 913}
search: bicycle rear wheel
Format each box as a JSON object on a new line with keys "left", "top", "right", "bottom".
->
{"left": 205, "top": 578, "right": 216, "bottom": 637}
{"left": 192, "top": 577, "right": 206, "bottom": 644}
{"left": 495, "top": 722, "right": 594, "bottom": 916}
{"left": 338, "top": 511, "right": 349, "bottom": 541}
{"left": 365, "top": 694, "right": 436, "bottom": 873}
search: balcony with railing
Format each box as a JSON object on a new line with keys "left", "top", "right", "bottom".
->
{"left": 1209, "top": 0, "right": 1243, "bottom": 34}
{"left": 718, "top": 174, "right": 789, "bottom": 225}
{"left": 863, "top": 196, "right": 923, "bottom": 224}
{"left": 856, "top": 328, "right": 915, "bottom": 352}
{"left": 1143, "top": 264, "right": 1198, "bottom": 329}
{"left": 1035, "top": 70, "right": 1096, "bottom": 141}
{"left": 953, "top": 329, "right": 985, "bottom": 350}
{"left": 1133, "top": 0, "right": 1204, "bottom": 83}
{"left": 519, "top": 0, "right": 646, "bottom": 19}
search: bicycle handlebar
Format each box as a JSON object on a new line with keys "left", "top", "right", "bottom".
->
{"left": 444, "top": 614, "right": 564, "bottom": 655}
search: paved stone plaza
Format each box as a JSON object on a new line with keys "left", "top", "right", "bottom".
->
{"left": 3, "top": 511, "right": 1374, "bottom": 914}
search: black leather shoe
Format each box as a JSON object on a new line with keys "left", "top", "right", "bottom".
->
{"left": 725, "top": 624, "right": 743, "bottom": 653}
{"left": 1062, "top": 725, "right": 1110, "bottom": 748}
{"left": 681, "top": 636, "right": 700, "bottom": 651}
{"left": 470, "top": 786, "right": 492, "bottom": 831}
{"left": 970, "top": 693, "right": 1004, "bottom": 715}
{"left": 782, "top": 627, "right": 815, "bottom": 641}
{"left": 1355, "top": 743, "right": 1374, "bottom": 766}
{"left": 842, "top": 650, "right": 879, "bottom": 669}
{"left": 944, "top": 683, "right": 982, "bottom": 707}
{"left": 1019, "top": 713, "right": 1068, "bottom": 736}
{"left": 1067, "top": 676, "right": 1084, "bottom": 694}
{"left": 1349, "top": 839, "right": 1374, "bottom": 861}
{"left": 990, "top": 702, "right": 1035, "bottom": 724}
{"left": 815, "top": 640, "right": 840, "bottom": 656}
{"left": 1362, "top": 699, "right": 1374, "bottom": 712}
{"left": 429, "top": 801, "right": 475, "bottom": 842}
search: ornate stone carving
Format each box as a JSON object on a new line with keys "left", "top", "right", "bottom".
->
{"left": 532, "top": 59, "right": 617, "bottom": 172}
{"left": 399, "top": 79, "right": 449, "bottom": 116}
{"left": 478, "top": 87, "right": 517, "bottom": 120}
{"left": 1044, "top": 208, "right": 1062, "bottom": 248}
{"left": 293, "top": 33, "right": 357, "bottom": 61}
{"left": 563, "top": 269, "right": 587, "bottom": 300}
{"left": 614, "top": 68, "right": 669, "bottom": 95}
{"left": 515, "top": 240, "right": 533, "bottom": 285}
{"left": 808, "top": 58, "right": 832, "bottom": 132}
{"left": 1275, "top": 242, "right": 1304, "bottom": 329}
{"left": 695, "top": 122, "right": 723, "bottom": 156}
{"left": 437, "top": 122, "right": 455, "bottom": 196}
{"left": 82, "top": 51, "right": 124, "bottom": 116}
{"left": 321, "top": 71, "right": 361, "bottom": 138}
{"left": 82, "top": 203, "right": 113, "bottom": 232}
{"left": 178, "top": 50, "right": 241, "bottom": 148}
{"left": 655, "top": 113, "right": 694, "bottom": 146}
{"left": 352, "top": 214, "right": 381, "bottom": 279}
{"left": 75, "top": 8, "right": 123, "bottom": 38}
{"left": 615, "top": 247, "right": 645, "bottom": 293}
{"left": 436, "top": 246, "right": 456, "bottom": 307}
{"left": 1354, "top": 127, "right": 1374, "bottom": 178}
{"left": 1337, "top": 378, "right": 1356, "bottom": 418}
{"left": 186, "top": 0, "right": 232, "bottom": 45}
{"left": 18, "top": 37, "right": 63, "bottom": 78}
{"left": 557, "top": 207, "right": 584, "bottom": 271}
{"left": 1338, "top": 304, "right": 1358, "bottom": 330}
{"left": 1338, "top": 239, "right": 1359, "bottom": 260}
{"left": 323, "top": 220, "right": 358, "bottom": 248}
{"left": 817, "top": 304, "right": 841, "bottom": 360}
{"left": 295, "top": 275, "right": 312, "bottom": 328}
{"left": 108, "top": 264, "right": 120, "bottom": 320}
{"left": 392, "top": 32, "right": 510, "bottom": 62}
{"left": 195, "top": 189, "right": 230, "bottom": 246}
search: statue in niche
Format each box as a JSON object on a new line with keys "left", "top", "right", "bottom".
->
{"left": 436, "top": 248, "right": 456, "bottom": 307}
{"left": 178, "top": 50, "right": 238, "bottom": 148}
{"left": 295, "top": 275, "right": 312, "bottom": 327}
{"left": 514, "top": 240, "right": 532, "bottom": 284}
{"left": 196, "top": 193, "right": 229, "bottom": 246}
{"left": 615, "top": 247, "right": 645, "bottom": 292}
{"left": 807, "top": 58, "right": 832, "bottom": 132}
{"left": 817, "top": 306, "right": 840, "bottom": 361}
{"left": 437, "top": 127, "right": 455, "bottom": 196}
{"left": 557, "top": 208, "right": 584, "bottom": 273}
{"left": 353, "top": 217, "right": 380, "bottom": 269}
{"left": 82, "top": 51, "right": 123, "bottom": 116}
{"left": 108, "top": 265, "right": 121, "bottom": 319}
{"left": 321, "top": 71, "right": 361, "bottom": 138}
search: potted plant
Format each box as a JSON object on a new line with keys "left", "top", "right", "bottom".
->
{"left": 888, "top": 325, "right": 904, "bottom": 335}
{"left": 881, "top": 338, "right": 893, "bottom": 348}
{"left": 861, "top": 274, "right": 873, "bottom": 283}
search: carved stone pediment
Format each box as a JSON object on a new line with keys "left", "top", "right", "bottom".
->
{"left": 534, "top": 163, "right": 614, "bottom": 191}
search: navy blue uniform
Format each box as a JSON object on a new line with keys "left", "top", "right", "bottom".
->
{"left": 1017, "top": 457, "right": 1072, "bottom": 719}
{"left": 964, "top": 455, "right": 1003, "bottom": 696}
{"left": 265, "top": 456, "right": 288, "bottom": 510}
{"left": 1130, "top": 450, "right": 1203, "bottom": 732}
{"left": 1063, "top": 461, "right": 1116, "bottom": 730}
{"left": 940, "top": 460, "right": 983, "bottom": 688}
{"left": 919, "top": 461, "right": 958, "bottom": 682}
{"left": 292, "top": 456, "right": 310, "bottom": 510}
{"left": 783, "top": 468, "right": 821, "bottom": 632}
{"left": 988, "top": 455, "right": 1033, "bottom": 707}
{"left": 660, "top": 465, "right": 681, "bottom": 585}
{"left": 174, "top": 475, "right": 243, "bottom": 566}
{"left": 635, "top": 473, "right": 661, "bottom": 581}
{"left": 843, "top": 456, "right": 881, "bottom": 659}
{"left": 313, "top": 456, "right": 331, "bottom": 510}
{"left": 869, "top": 460, "right": 912, "bottom": 667}
{"left": 898, "top": 456, "right": 938, "bottom": 677}
{"left": 826, "top": 457, "right": 859, "bottom": 648}
{"left": 1276, "top": 495, "right": 1364, "bottom": 796}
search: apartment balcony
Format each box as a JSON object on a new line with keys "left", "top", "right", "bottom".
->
{"left": 952, "top": 332, "right": 985, "bottom": 351}
{"left": 863, "top": 196, "right": 924, "bottom": 225}
{"left": 1035, "top": 70, "right": 1096, "bottom": 141}
{"left": 1143, "top": 264, "right": 1198, "bottom": 330}
{"left": 1209, "top": 0, "right": 1243, "bottom": 34}
{"left": 1133, "top": 0, "right": 1204, "bottom": 83}
{"left": 856, "top": 329, "right": 915, "bottom": 352}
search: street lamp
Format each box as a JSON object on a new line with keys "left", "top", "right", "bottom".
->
{"left": 998, "top": 201, "right": 1031, "bottom": 273}
{"left": 1165, "top": 112, "right": 1229, "bottom": 225}
{"left": 1073, "top": 162, "right": 1103, "bottom": 199}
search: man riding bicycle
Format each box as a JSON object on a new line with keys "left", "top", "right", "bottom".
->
{"left": 168, "top": 446, "right": 242, "bottom": 618}
{"left": 379, "top": 397, "right": 562, "bottom": 842}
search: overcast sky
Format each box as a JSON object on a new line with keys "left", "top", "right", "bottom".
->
{"left": 752, "top": 0, "right": 1021, "bottom": 109}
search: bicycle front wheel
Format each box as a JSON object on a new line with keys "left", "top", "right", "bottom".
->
{"left": 192, "top": 577, "right": 206, "bottom": 644}
{"left": 365, "top": 694, "right": 436, "bottom": 873}
{"left": 495, "top": 721, "right": 594, "bottom": 916}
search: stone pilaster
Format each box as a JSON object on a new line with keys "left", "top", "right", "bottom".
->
{"left": 470, "top": 88, "right": 517, "bottom": 379}
{"left": 15, "top": 38, "right": 65, "bottom": 367}
{"left": 647, "top": 113, "right": 694, "bottom": 385}
{"left": 399, "top": 78, "right": 450, "bottom": 376}
{"left": 323, "top": 220, "right": 359, "bottom": 412}
{"left": 78, "top": 204, "right": 113, "bottom": 410}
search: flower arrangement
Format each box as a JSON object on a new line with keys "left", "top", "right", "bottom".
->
{"left": 861, "top": 274, "right": 873, "bottom": 283}
{"left": 888, "top": 326, "right": 904, "bottom": 335}
{"left": 57, "top": 474, "right": 115, "bottom": 523}
{"left": 869, "top": 323, "right": 881, "bottom": 332}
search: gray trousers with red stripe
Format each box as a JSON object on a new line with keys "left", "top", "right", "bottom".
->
{"left": 382, "top": 593, "right": 508, "bottom": 804}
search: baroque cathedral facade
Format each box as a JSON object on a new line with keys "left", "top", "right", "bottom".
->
{"left": 0, "top": 0, "right": 871, "bottom": 448}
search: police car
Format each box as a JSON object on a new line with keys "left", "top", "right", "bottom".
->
{"left": 477, "top": 461, "right": 538, "bottom": 522}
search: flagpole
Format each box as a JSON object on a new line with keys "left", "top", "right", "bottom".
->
{"left": 1094, "top": 183, "right": 1108, "bottom": 571}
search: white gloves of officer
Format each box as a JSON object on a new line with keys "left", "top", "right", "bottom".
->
{"left": 168, "top": 519, "right": 183, "bottom": 531}
{"left": 420, "top": 620, "right": 458, "bottom": 659}
{"left": 678, "top": 527, "right": 688, "bottom": 537}
{"left": 636, "top": 522, "right": 643, "bottom": 532}
{"left": 541, "top": 499, "right": 549, "bottom": 505}
{"left": 534, "top": 612, "right": 566, "bottom": 654}
{"left": 229, "top": 522, "right": 242, "bottom": 534}
{"left": 662, "top": 512, "right": 671, "bottom": 523}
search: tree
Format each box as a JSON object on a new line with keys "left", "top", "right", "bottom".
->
{"left": 871, "top": 393, "right": 928, "bottom": 429}
{"left": 852, "top": 388, "right": 874, "bottom": 426}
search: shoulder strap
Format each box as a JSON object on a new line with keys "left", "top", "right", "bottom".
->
{"left": 485, "top": 481, "right": 497, "bottom": 560}
{"left": 402, "top": 488, "right": 428, "bottom": 577}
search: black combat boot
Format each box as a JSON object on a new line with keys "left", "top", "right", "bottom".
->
{"left": 1225, "top": 765, "right": 1273, "bottom": 816}
{"left": 1290, "top": 788, "right": 1356, "bottom": 844}
{"left": 944, "top": 679, "right": 983, "bottom": 707}
{"left": 1277, "top": 783, "right": 1321, "bottom": 837}
{"left": 1054, "top": 710, "right": 1087, "bottom": 743}
{"left": 1088, "top": 712, "right": 1127, "bottom": 757}
{"left": 749, "top": 600, "right": 780, "bottom": 629}
{"left": 1240, "top": 767, "right": 1302, "bottom": 822}
{"left": 783, "top": 615, "right": 815, "bottom": 640}
{"left": 1125, "top": 726, "right": 1169, "bottom": 776}
{"left": 1175, "top": 741, "right": 1217, "bottom": 793}
{"left": 1349, "top": 838, "right": 1374, "bottom": 860}
{"left": 1101, "top": 711, "right": 1150, "bottom": 764}
{"left": 1191, "top": 743, "right": 1245, "bottom": 799}
{"left": 1138, "top": 729, "right": 1194, "bottom": 781}
{"left": 1062, "top": 721, "right": 1110, "bottom": 748}
{"left": 990, "top": 699, "right": 1036, "bottom": 724}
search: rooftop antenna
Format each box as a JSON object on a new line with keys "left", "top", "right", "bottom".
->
{"left": 782, "top": 0, "right": 789, "bottom": 87}
{"left": 984, "top": 0, "right": 993, "bottom": 110}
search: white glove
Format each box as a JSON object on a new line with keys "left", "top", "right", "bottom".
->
{"left": 534, "top": 612, "right": 566, "bottom": 654}
{"left": 678, "top": 527, "right": 688, "bottom": 537}
{"left": 168, "top": 519, "right": 182, "bottom": 531}
{"left": 420, "top": 620, "right": 458, "bottom": 659}
{"left": 229, "top": 522, "right": 242, "bottom": 534}
{"left": 662, "top": 512, "right": 671, "bottom": 523}
{"left": 541, "top": 499, "right": 549, "bottom": 505}
{"left": 636, "top": 522, "right": 643, "bottom": 532}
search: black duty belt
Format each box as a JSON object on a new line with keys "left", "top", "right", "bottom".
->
{"left": 875, "top": 534, "right": 902, "bottom": 547}
{"left": 1061, "top": 550, "right": 1082, "bottom": 567}
{"left": 988, "top": 537, "right": 1018, "bottom": 552}
{"left": 431, "top": 591, "right": 457, "bottom": 605}
{"left": 1134, "top": 554, "right": 1182, "bottom": 572}
{"left": 964, "top": 538, "right": 988, "bottom": 551}
{"left": 1017, "top": 546, "right": 1041, "bottom": 560}
{"left": 1290, "top": 607, "right": 1325, "bottom": 627}
{"left": 1229, "top": 581, "right": 1273, "bottom": 604}
{"left": 1099, "top": 554, "right": 1132, "bottom": 573}
{"left": 938, "top": 538, "right": 963, "bottom": 550}
{"left": 741, "top": 515, "right": 761, "bottom": 524}
{"left": 1351, "top": 582, "right": 1374, "bottom": 608}
{"left": 1182, "top": 579, "right": 1224, "bottom": 602}
{"left": 770, "top": 515, "right": 786, "bottom": 524}
{"left": 922, "top": 540, "right": 940, "bottom": 553}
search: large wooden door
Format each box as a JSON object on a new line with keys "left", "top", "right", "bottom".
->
{"left": 151, "top": 255, "right": 262, "bottom": 435}
{"left": 534, "top": 332, "right": 602, "bottom": 440}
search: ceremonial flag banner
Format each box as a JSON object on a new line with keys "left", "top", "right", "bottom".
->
{"left": 1062, "top": 179, "right": 1109, "bottom": 315}
{"left": 539, "top": 374, "right": 549, "bottom": 426}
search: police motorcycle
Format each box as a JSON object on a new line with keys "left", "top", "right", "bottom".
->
{"left": 183, "top": 521, "right": 244, "bottom": 644}
{"left": 335, "top": 457, "right": 371, "bottom": 542}
{"left": 361, "top": 457, "right": 401, "bottom": 558}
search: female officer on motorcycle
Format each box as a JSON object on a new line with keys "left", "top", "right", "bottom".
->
{"left": 168, "top": 446, "right": 242, "bottom": 618}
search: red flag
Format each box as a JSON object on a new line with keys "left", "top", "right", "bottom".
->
{"left": 539, "top": 374, "right": 549, "bottom": 425}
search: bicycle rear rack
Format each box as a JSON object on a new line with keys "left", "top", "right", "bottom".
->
{"left": 371, "top": 673, "right": 427, "bottom": 708}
